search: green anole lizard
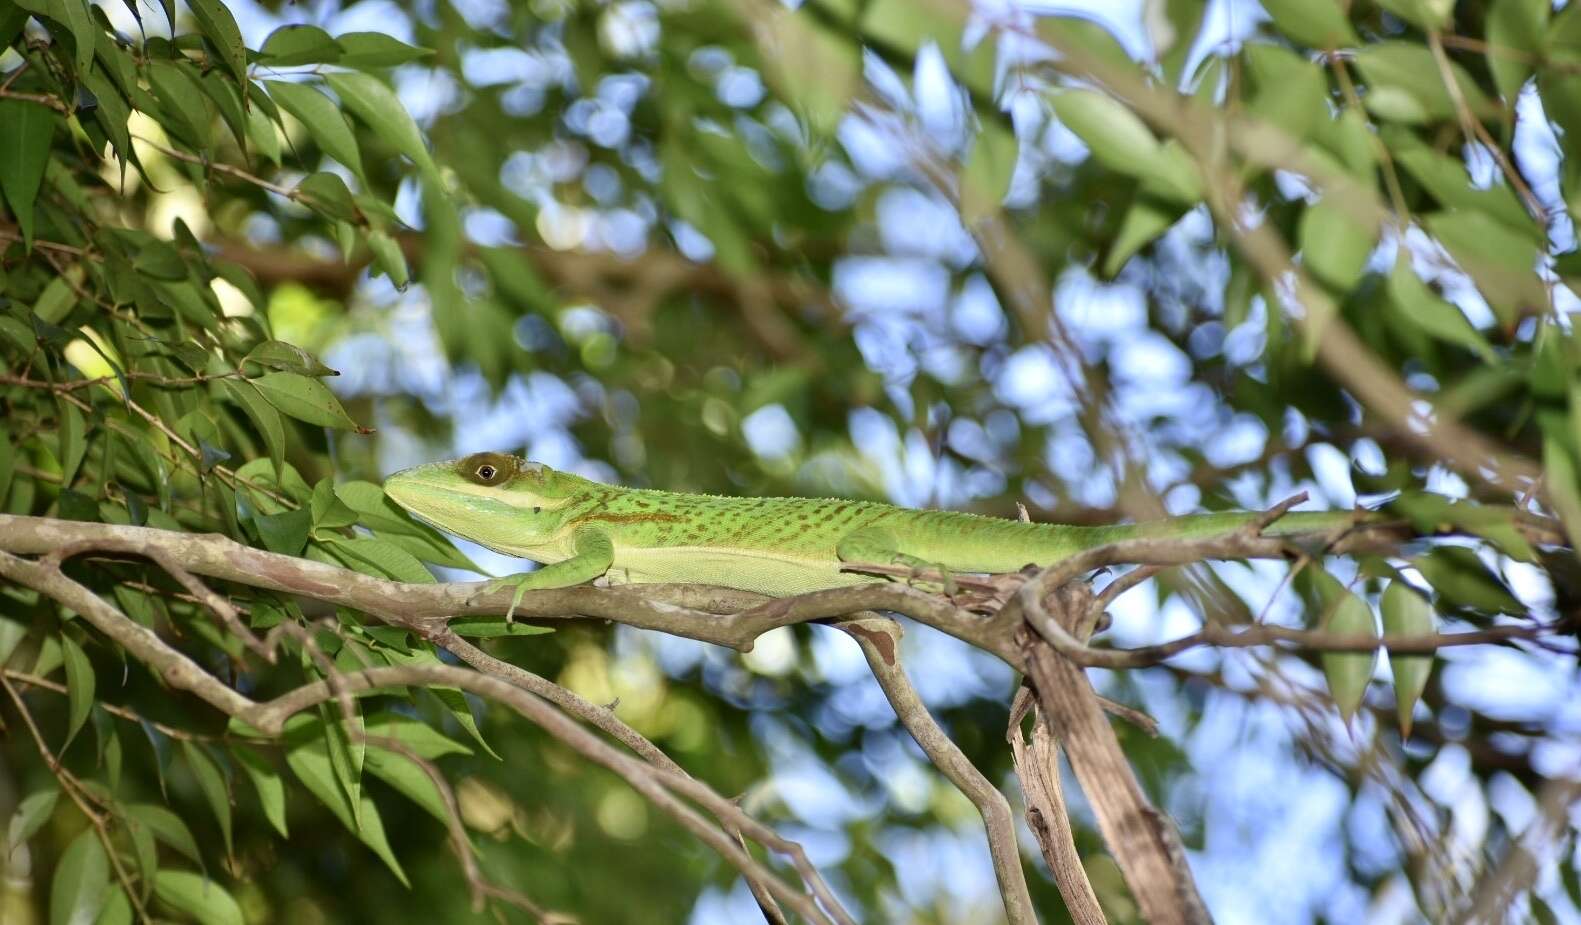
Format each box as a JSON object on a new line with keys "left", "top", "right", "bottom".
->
{"left": 384, "top": 452, "right": 1358, "bottom": 604}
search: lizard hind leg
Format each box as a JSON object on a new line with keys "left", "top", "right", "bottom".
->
{"left": 836, "top": 527, "right": 959, "bottom": 595}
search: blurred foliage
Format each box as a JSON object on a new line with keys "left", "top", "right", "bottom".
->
{"left": 2, "top": 0, "right": 1581, "bottom": 922}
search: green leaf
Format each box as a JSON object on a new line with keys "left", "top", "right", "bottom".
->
{"left": 1423, "top": 210, "right": 1544, "bottom": 328}
{"left": 1386, "top": 255, "right": 1496, "bottom": 361}
{"left": 1543, "top": 437, "right": 1581, "bottom": 561}
{"left": 1383, "top": 127, "right": 1533, "bottom": 233}
{"left": 50, "top": 828, "right": 108, "bottom": 925}
{"left": 381, "top": 647, "right": 499, "bottom": 759}
{"left": 1315, "top": 576, "right": 1378, "bottom": 722}
{"left": 1048, "top": 94, "right": 1201, "bottom": 205}
{"left": 34, "top": 273, "right": 79, "bottom": 324}
{"left": 320, "top": 706, "right": 364, "bottom": 829}
{"left": 246, "top": 104, "right": 282, "bottom": 166}
{"left": 94, "top": 888, "right": 131, "bottom": 925}
{"left": 1245, "top": 43, "right": 1330, "bottom": 142}
{"left": 255, "top": 508, "right": 311, "bottom": 556}
{"left": 220, "top": 379, "right": 286, "bottom": 478}
{"left": 251, "top": 371, "right": 361, "bottom": 430}
{"left": 335, "top": 480, "right": 479, "bottom": 571}
{"left": 233, "top": 746, "right": 288, "bottom": 837}
{"left": 1486, "top": 0, "right": 1548, "bottom": 102}
{"left": 324, "top": 72, "right": 439, "bottom": 179}
{"left": 752, "top": 5, "right": 859, "bottom": 136}
{"left": 259, "top": 24, "right": 343, "bottom": 66}
{"left": 1353, "top": 42, "right": 1497, "bottom": 124}
{"left": 310, "top": 478, "right": 359, "bottom": 531}
{"left": 363, "top": 712, "right": 472, "bottom": 759}
{"left": 180, "top": 741, "right": 233, "bottom": 857}
{"left": 45, "top": 0, "right": 95, "bottom": 78}
{"left": 125, "top": 816, "right": 157, "bottom": 896}
{"left": 296, "top": 171, "right": 361, "bottom": 224}
{"left": 7, "top": 787, "right": 59, "bottom": 860}
{"left": 959, "top": 121, "right": 1017, "bottom": 226}
{"left": 1259, "top": 0, "right": 1357, "bottom": 49}
{"left": 336, "top": 32, "right": 433, "bottom": 69}
{"left": 1105, "top": 197, "right": 1178, "bottom": 278}
{"left": 1374, "top": 0, "right": 1450, "bottom": 32}
{"left": 1411, "top": 546, "right": 1523, "bottom": 615}
{"left": 146, "top": 60, "right": 213, "bottom": 152}
{"left": 198, "top": 70, "right": 248, "bottom": 153}
{"left": 1051, "top": 89, "right": 1160, "bottom": 176}
{"left": 152, "top": 871, "right": 243, "bottom": 925}
{"left": 60, "top": 634, "right": 93, "bottom": 752}
{"left": 0, "top": 424, "right": 13, "bottom": 507}
{"left": 185, "top": 0, "right": 246, "bottom": 85}
{"left": 264, "top": 80, "right": 366, "bottom": 184}
{"left": 322, "top": 536, "right": 435, "bottom": 583}
{"left": 0, "top": 100, "right": 56, "bottom": 246}
{"left": 235, "top": 457, "right": 314, "bottom": 510}
{"left": 366, "top": 230, "right": 408, "bottom": 288}
{"left": 285, "top": 718, "right": 408, "bottom": 884}
{"left": 1380, "top": 581, "right": 1435, "bottom": 737}
{"left": 1298, "top": 196, "right": 1377, "bottom": 293}
{"left": 122, "top": 804, "right": 201, "bottom": 867}
{"left": 56, "top": 400, "right": 85, "bottom": 488}
{"left": 242, "top": 340, "right": 338, "bottom": 377}
{"left": 364, "top": 746, "right": 452, "bottom": 824}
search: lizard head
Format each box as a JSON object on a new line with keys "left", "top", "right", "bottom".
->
{"left": 383, "top": 452, "right": 589, "bottom": 556}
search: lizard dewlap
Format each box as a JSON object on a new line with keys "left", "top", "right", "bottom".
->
{"left": 383, "top": 453, "right": 1356, "bottom": 598}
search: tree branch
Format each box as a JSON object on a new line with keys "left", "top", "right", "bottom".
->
{"left": 836, "top": 616, "right": 1038, "bottom": 925}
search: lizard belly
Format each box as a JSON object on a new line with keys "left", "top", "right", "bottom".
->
{"left": 607, "top": 545, "right": 865, "bottom": 596}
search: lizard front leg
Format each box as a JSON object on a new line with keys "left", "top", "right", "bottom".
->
{"left": 480, "top": 526, "right": 615, "bottom": 622}
{"left": 836, "top": 527, "right": 958, "bottom": 594}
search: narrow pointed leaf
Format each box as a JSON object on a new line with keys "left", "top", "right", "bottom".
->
{"left": 60, "top": 635, "right": 93, "bottom": 751}
{"left": 1381, "top": 581, "right": 1436, "bottom": 736}
{"left": 1320, "top": 584, "right": 1379, "bottom": 722}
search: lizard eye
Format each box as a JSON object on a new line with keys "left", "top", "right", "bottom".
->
{"left": 458, "top": 452, "right": 517, "bottom": 486}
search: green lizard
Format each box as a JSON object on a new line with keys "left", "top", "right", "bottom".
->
{"left": 383, "top": 452, "right": 1359, "bottom": 601}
